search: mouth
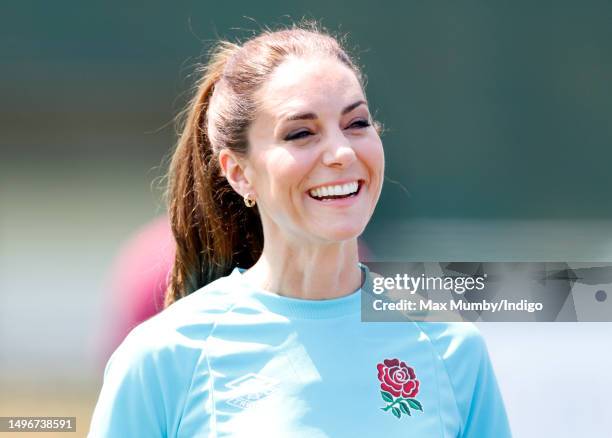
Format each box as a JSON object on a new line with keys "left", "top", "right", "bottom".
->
{"left": 307, "top": 179, "right": 364, "bottom": 201}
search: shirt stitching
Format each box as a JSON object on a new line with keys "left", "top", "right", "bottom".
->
{"left": 174, "top": 342, "right": 212, "bottom": 437}
{"left": 203, "top": 281, "right": 248, "bottom": 437}
{"left": 412, "top": 321, "right": 463, "bottom": 437}
{"left": 175, "top": 276, "right": 240, "bottom": 438}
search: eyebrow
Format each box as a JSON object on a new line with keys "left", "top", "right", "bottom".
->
{"left": 283, "top": 100, "right": 367, "bottom": 122}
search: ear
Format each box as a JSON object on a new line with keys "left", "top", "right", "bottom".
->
{"left": 218, "top": 149, "right": 254, "bottom": 197}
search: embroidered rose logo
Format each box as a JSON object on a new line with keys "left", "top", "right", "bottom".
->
{"left": 377, "top": 358, "right": 423, "bottom": 419}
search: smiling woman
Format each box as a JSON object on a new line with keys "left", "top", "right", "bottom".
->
{"left": 221, "top": 54, "right": 384, "bottom": 297}
{"left": 88, "top": 21, "right": 512, "bottom": 437}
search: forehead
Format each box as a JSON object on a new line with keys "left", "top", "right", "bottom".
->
{"left": 255, "top": 56, "right": 365, "bottom": 119}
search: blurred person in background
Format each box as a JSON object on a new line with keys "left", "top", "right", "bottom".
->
{"left": 100, "top": 215, "right": 174, "bottom": 362}
{"left": 89, "top": 21, "right": 511, "bottom": 437}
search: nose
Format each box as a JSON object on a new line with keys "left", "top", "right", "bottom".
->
{"left": 321, "top": 129, "right": 357, "bottom": 168}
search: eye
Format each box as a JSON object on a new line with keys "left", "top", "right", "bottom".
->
{"left": 284, "top": 129, "right": 313, "bottom": 141}
{"left": 348, "top": 119, "right": 371, "bottom": 129}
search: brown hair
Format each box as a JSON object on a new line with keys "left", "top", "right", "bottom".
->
{"left": 164, "top": 21, "right": 377, "bottom": 307}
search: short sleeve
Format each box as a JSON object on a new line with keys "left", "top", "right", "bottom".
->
{"left": 88, "top": 325, "right": 167, "bottom": 437}
{"left": 418, "top": 322, "right": 512, "bottom": 437}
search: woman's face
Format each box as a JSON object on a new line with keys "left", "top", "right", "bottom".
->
{"left": 225, "top": 55, "right": 384, "bottom": 244}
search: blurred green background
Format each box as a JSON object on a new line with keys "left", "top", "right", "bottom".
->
{"left": 1, "top": 1, "right": 611, "bottom": 437}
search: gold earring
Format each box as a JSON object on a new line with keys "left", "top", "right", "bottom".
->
{"left": 243, "top": 193, "right": 256, "bottom": 207}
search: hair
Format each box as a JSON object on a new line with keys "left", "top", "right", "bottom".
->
{"left": 164, "top": 21, "right": 378, "bottom": 307}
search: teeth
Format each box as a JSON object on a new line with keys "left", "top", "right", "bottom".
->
{"left": 309, "top": 181, "right": 359, "bottom": 199}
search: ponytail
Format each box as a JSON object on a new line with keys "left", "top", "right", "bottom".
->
{"left": 164, "top": 42, "right": 263, "bottom": 307}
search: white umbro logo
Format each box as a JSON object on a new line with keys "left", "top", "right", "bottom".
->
{"left": 225, "top": 373, "right": 279, "bottom": 409}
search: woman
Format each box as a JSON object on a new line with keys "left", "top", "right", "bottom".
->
{"left": 88, "top": 23, "right": 512, "bottom": 437}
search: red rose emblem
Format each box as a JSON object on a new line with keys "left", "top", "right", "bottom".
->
{"left": 377, "top": 358, "right": 420, "bottom": 398}
{"left": 377, "top": 358, "right": 423, "bottom": 419}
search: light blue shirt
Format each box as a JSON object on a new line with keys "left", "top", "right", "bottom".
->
{"left": 88, "top": 263, "right": 512, "bottom": 437}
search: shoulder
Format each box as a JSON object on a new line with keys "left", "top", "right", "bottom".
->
{"left": 90, "top": 275, "right": 243, "bottom": 437}
{"left": 416, "top": 320, "right": 485, "bottom": 342}
{"left": 153, "top": 273, "right": 241, "bottom": 332}
{"left": 155, "top": 273, "right": 240, "bottom": 326}
{"left": 412, "top": 325, "right": 511, "bottom": 436}
{"left": 107, "top": 273, "right": 241, "bottom": 375}
{"left": 411, "top": 322, "right": 489, "bottom": 374}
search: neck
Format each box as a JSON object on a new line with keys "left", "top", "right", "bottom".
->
{"left": 241, "top": 236, "right": 363, "bottom": 300}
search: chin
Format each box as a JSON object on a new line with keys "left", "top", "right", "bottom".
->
{"left": 313, "top": 222, "right": 366, "bottom": 243}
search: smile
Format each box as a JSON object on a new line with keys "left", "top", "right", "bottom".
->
{"left": 308, "top": 180, "right": 363, "bottom": 200}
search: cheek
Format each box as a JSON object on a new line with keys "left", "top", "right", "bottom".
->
{"left": 358, "top": 136, "right": 385, "bottom": 177}
{"left": 262, "top": 148, "right": 314, "bottom": 197}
